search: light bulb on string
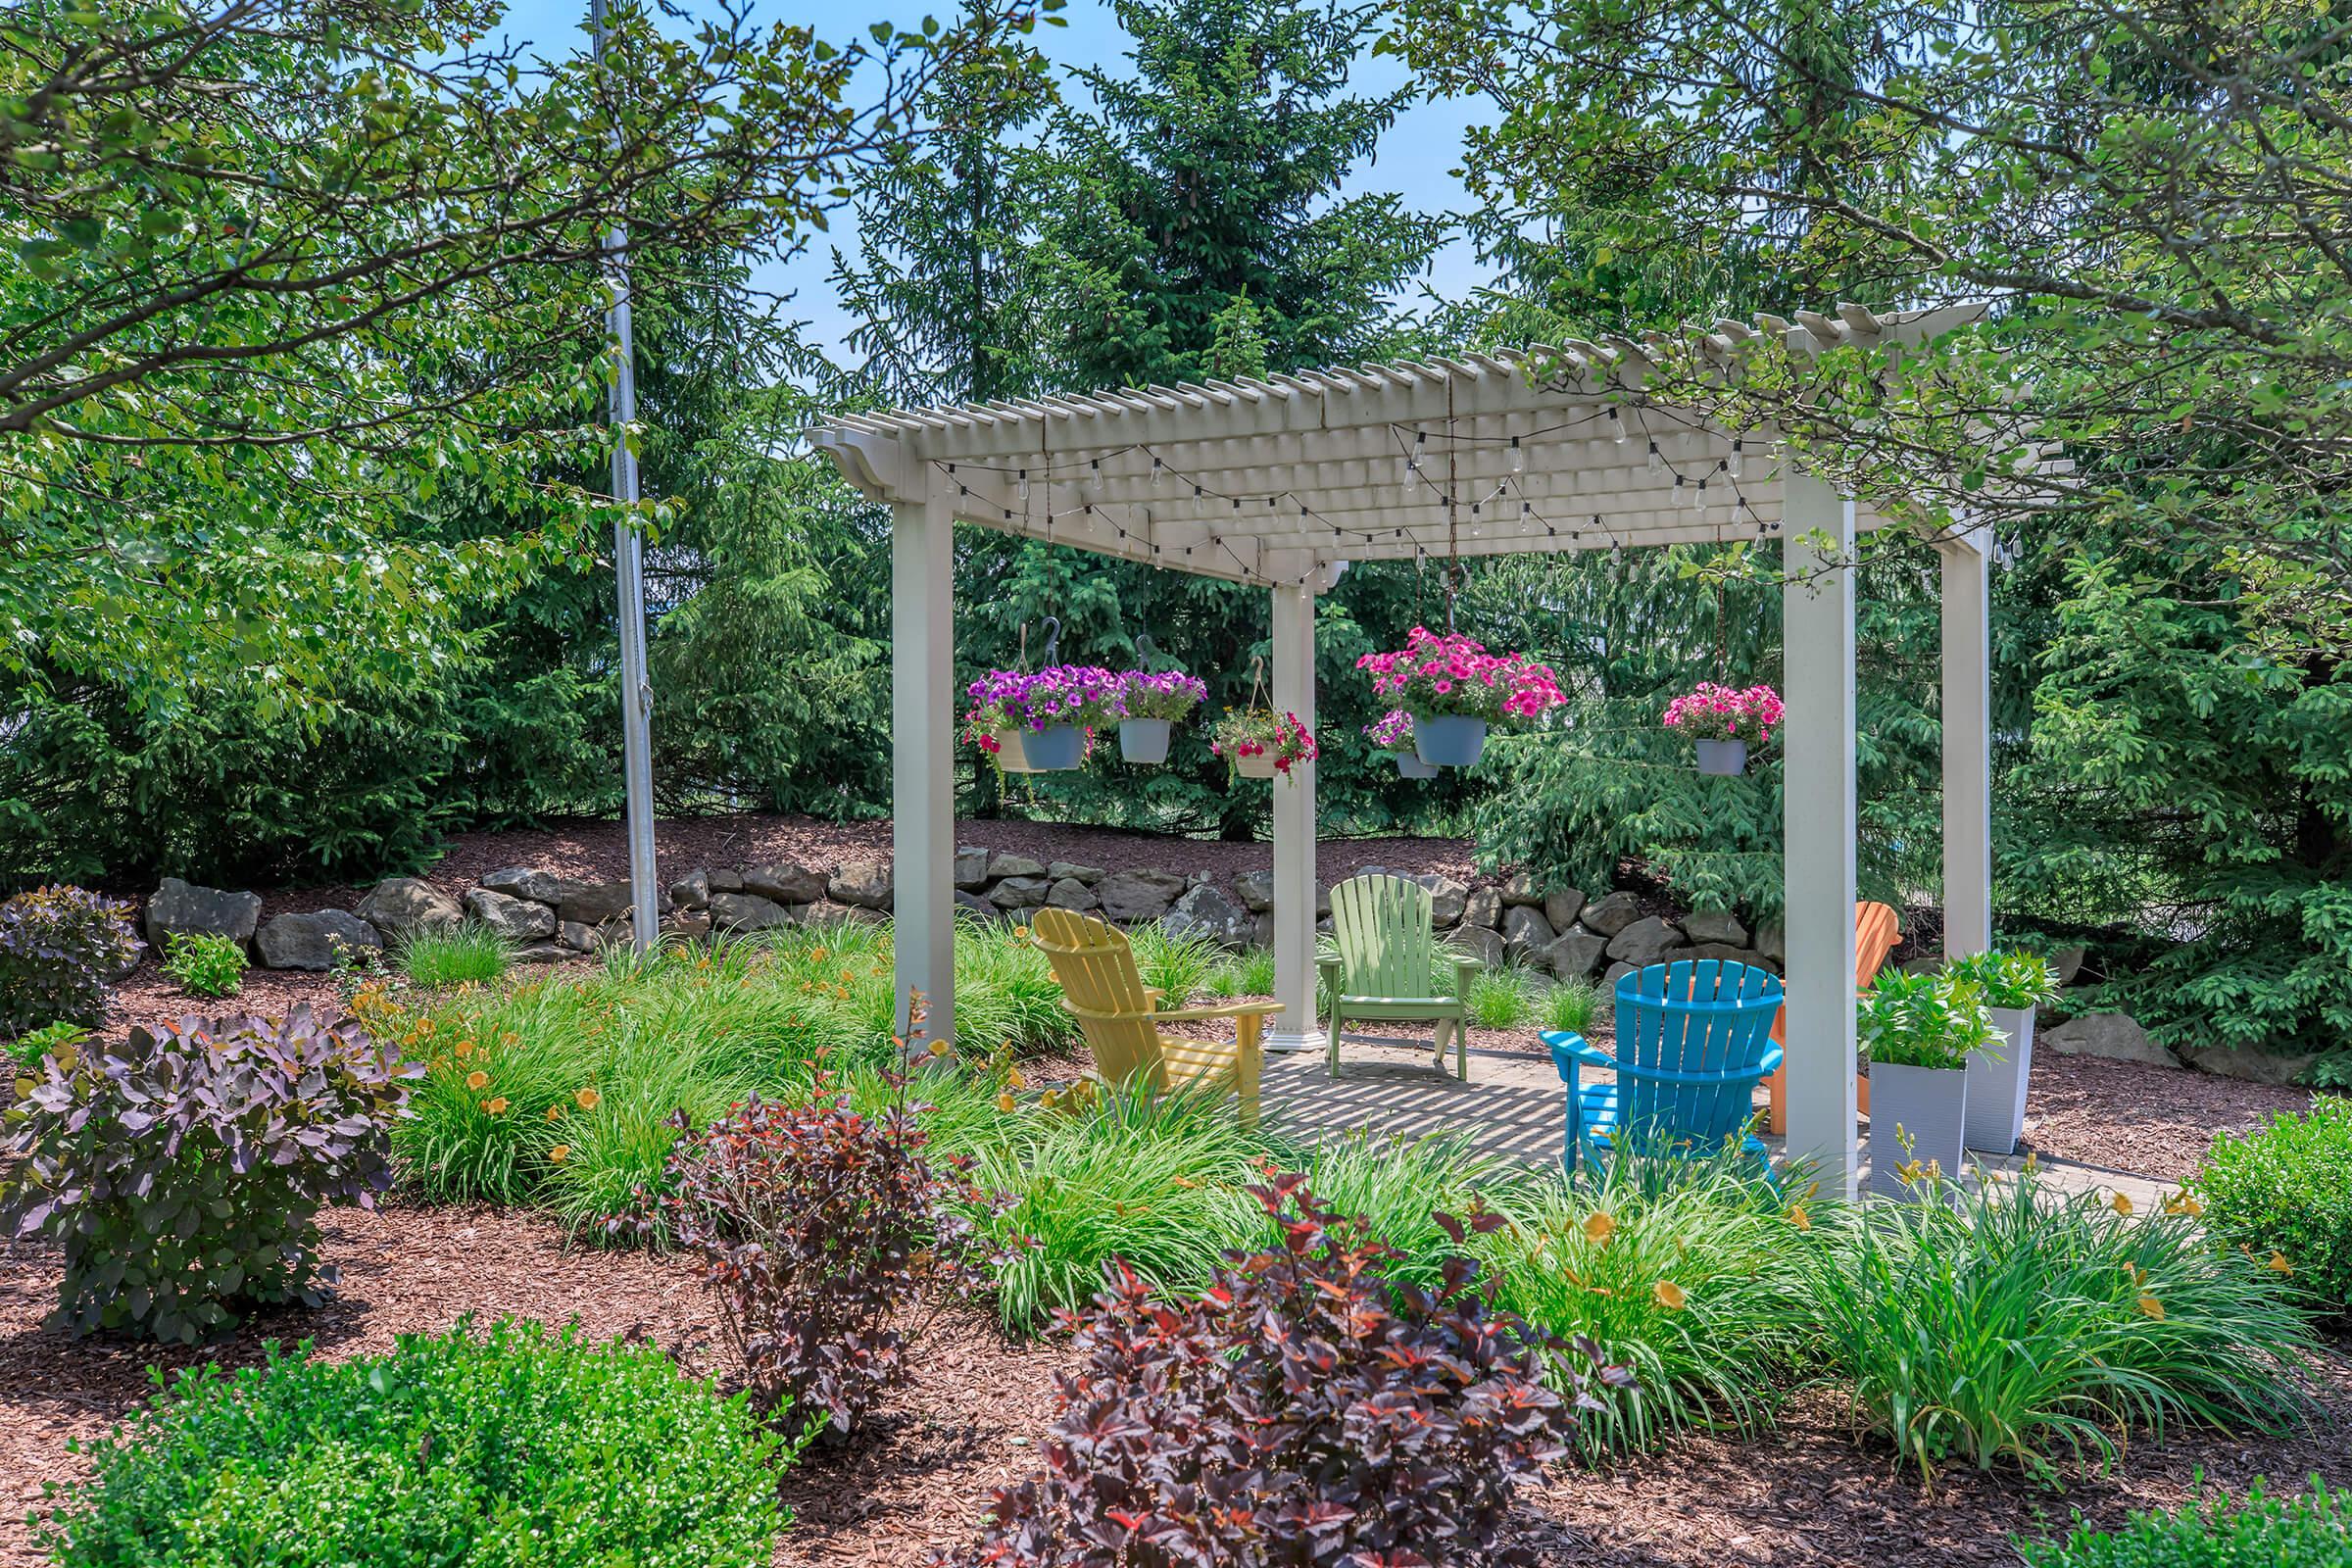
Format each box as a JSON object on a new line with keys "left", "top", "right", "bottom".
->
{"left": 1152, "top": 456, "right": 1166, "bottom": 489}
{"left": 1510, "top": 435, "right": 1525, "bottom": 474}
{"left": 1692, "top": 477, "right": 1707, "bottom": 513}
{"left": 1646, "top": 440, "right": 1663, "bottom": 475}
{"left": 1192, "top": 483, "right": 1204, "bottom": 517}
{"left": 1728, "top": 439, "right": 1744, "bottom": 479}
{"left": 1016, "top": 468, "right": 1030, "bottom": 502}
{"left": 1608, "top": 407, "right": 1626, "bottom": 444}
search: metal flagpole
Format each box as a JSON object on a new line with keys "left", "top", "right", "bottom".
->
{"left": 593, "top": 0, "right": 661, "bottom": 955}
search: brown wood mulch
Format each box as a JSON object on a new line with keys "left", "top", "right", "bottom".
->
{"left": 6, "top": 1200, "right": 2349, "bottom": 1568}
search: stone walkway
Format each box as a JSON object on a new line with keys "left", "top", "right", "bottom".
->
{"left": 1261, "top": 1032, "right": 2177, "bottom": 1210}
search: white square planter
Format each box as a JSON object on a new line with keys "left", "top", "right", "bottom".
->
{"left": 1964, "top": 1004, "right": 2035, "bottom": 1155}
{"left": 1867, "top": 1061, "right": 1969, "bottom": 1200}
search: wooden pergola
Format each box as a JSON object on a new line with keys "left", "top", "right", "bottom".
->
{"left": 814, "top": 301, "right": 2016, "bottom": 1196}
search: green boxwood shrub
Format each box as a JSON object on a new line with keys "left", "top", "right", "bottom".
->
{"left": 36, "top": 1320, "right": 794, "bottom": 1568}
{"left": 2194, "top": 1097, "right": 2352, "bottom": 1320}
{"left": 2018, "top": 1480, "right": 2352, "bottom": 1565}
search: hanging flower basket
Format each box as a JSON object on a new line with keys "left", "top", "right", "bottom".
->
{"left": 1114, "top": 671, "right": 1206, "bottom": 764}
{"left": 964, "top": 666, "right": 1123, "bottom": 774}
{"left": 1662, "top": 683, "right": 1783, "bottom": 776}
{"left": 1354, "top": 627, "right": 1567, "bottom": 769}
{"left": 1364, "top": 710, "right": 1438, "bottom": 779}
{"left": 1212, "top": 709, "right": 1316, "bottom": 783}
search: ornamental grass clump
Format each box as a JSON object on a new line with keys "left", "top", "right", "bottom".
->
{"left": 37, "top": 1321, "right": 792, "bottom": 1568}
{"left": 0, "top": 884, "right": 140, "bottom": 1040}
{"left": 1356, "top": 625, "right": 1568, "bottom": 723}
{"left": 1116, "top": 669, "right": 1206, "bottom": 721}
{"left": 1807, "top": 1163, "right": 2319, "bottom": 1483}
{"left": 948, "top": 1173, "right": 1631, "bottom": 1568}
{"left": 636, "top": 1034, "right": 1018, "bottom": 1435}
{"left": 0, "top": 1004, "right": 418, "bottom": 1343}
{"left": 1660, "top": 681, "right": 1784, "bottom": 745}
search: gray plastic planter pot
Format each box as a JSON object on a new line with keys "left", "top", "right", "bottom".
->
{"left": 1119, "top": 717, "right": 1172, "bottom": 763}
{"left": 1695, "top": 738, "right": 1749, "bottom": 776}
{"left": 1394, "top": 751, "right": 1439, "bottom": 780}
{"left": 1964, "top": 1004, "right": 2035, "bottom": 1155}
{"left": 1411, "top": 713, "right": 1488, "bottom": 767}
{"left": 1867, "top": 1061, "right": 1969, "bottom": 1200}
{"left": 988, "top": 726, "right": 1040, "bottom": 774}
{"left": 1020, "top": 724, "right": 1085, "bottom": 770}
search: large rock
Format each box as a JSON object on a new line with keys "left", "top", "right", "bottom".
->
{"left": 1499, "top": 871, "right": 1544, "bottom": 906}
{"left": 1754, "top": 923, "right": 1788, "bottom": 966}
{"left": 2180, "top": 1046, "right": 2320, "bottom": 1086}
{"left": 1098, "top": 868, "right": 1186, "bottom": 923}
{"left": 1235, "top": 869, "right": 1276, "bottom": 913}
{"left": 663, "top": 909, "right": 713, "bottom": 942}
{"left": 1680, "top": 908, "right": 1749, "bottom": 947}
{"left": 1580, "top": 891, "right": 1642, "bottom": 938}
{"left": 255, "top": 910, "right": 381, "bottom": 971}
{"left": 707, "top": 866, "right": 745, "bottom": 894}
{"left": 1449, "top": 926, "right": 1507, "bottom": 970}
{"left": 513, "top": 942, "right": 570, "bottom": 965}
{"left": 1045, "top": 877, "right": 1101, "bottom": 912}
{"left": 742, "top": 862, "right": 825, "bottom": 906}
{"left": 147, "top": 877, "right": 264, "bottom": 950}
{"left": 667, "top": 868, "right": 711, "bottom": 910}
{"left": 1047, "top": 861, "right": 1105, "bottom": 886}
{"left": 956, "top": 890, "right": 999, "bottom": 919}
{"left": 465, "top": 888, "right": 557, "bottom": 942}
{"left": 1460, "top": 886, "right": 1503, "bottom": 931}
{"left": 1543, "top": 930, "right": 1608, "bottom": 980}
{"left": 1543, "top": 887, "right": 1588, "bottom": 933}
{"left": 954, "top": 847, "right": 993, "bottom": 890}
{"left": 355, "top": 877, "right": 461, "bottom": 942}
{"left": 828, "top": 859, "right": 895, "bottom": 910}
{"left": 2051, "top": 944, "right": 2088, "bottom": 987}
{"left": 555, "top": 879, "right": 666, "bottom": 929}
{"left": 1251, "top": 912, "right": 1276, "bottom": 949}
{"left": 2042, "top": 1012, "right": 2180, "bottom": 1068}
{"left": 1500, "top": 906, "right": 1557, "bottom": 965}
{"left": 988, "top": 852, "right": 1048, "bottom": 880}
{"left": 1163, "top": 884, "right": 1252, "bottom": 950}
{"left": 479, "top": 866, "right": 560, "bottom": 905}
{"left": 1606, "top": 915, "right": 1690, "bottom": 967}
{"left": 989, "top": 876, "right": 1051, "bottom": 910}
{"left": 707, "top": 892, "right": 795, "bottom": 933}
{"left": 1601, "top": 960, "right": 1638, "bottom": 994}
{"left": 802, "top": 899, "right": 880, "bottom": 926}
{"left": 1688, "top": 942, "right": 1774, "bottom": 974}
{"left": 1416, "top": 874, "right": 1469, "bottom": 927}
{"left": 559, "top": 920, "right": 599, "bottom": 953}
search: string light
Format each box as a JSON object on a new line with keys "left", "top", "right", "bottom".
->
{"left": 1016, "top": 468, "right": 1029, "bottom": 502}
{"left": 1609, "top": 407, "right": 1626, "bottom": 444}
{"left": 1152, "top": 456, "right": 1165, "bottom": 488}
{"left": 1646, "top": 439, "right": 1664, "bottom": 474}
{"left": 1728, "top": 439, "right": 1744, "bottom": 479}
{"left": 1510, "top": 435, "right": 1525, "bottom": 473}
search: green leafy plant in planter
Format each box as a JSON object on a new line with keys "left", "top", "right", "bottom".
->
{"left": 0, "top": 885, "right": 140, "bottom": 1040}
{"left": 1857, "top": 970, "right": 2001, "bottom": 1197}
{"left": 1944, "top": 949, "right": 2062, "bottom": 1154}
{"left": 2017, "top": 1479, "right": 2352, "bottom": 1566}
{"left": 35, "top": 1320, "right": 793, "bottom": 1568}
{"left": 0, "top": 1005, "right": 419, "bottom": 1343}
{"left": 161, "top": 931, "right": 248, "bottom": 999}
{"left": 2193, "top": 1096, "right": 2352, "bottom": 1323}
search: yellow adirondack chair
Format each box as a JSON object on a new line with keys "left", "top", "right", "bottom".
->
{"left": 1321, "top": 872, "right": 1479, "bottom": 1081}
{"left": 1029, "top": 906, "right": 1283, "bottom": 1122}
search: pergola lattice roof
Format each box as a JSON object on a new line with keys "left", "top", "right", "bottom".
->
{"left": 813, "top": 302, "right": 1993, "bottom": 585}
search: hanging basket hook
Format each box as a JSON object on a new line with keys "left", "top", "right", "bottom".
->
{"left": 1039, "top": 615, "right": 1061, "bottom": 666}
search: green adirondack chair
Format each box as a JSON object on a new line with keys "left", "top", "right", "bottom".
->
{"left": 1321, "top": 872, "right": 1479, "bottom": 1081}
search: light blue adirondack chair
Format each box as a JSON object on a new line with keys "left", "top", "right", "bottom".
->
{"left": 1541, "top": 958, "right": 1786, "bottom": 1173}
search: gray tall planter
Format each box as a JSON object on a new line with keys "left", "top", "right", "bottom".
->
{"left": 1119, "top": 718, "right": 1172, "bottom": 763}
{"left": 1964, "top": 1004, "right": 2035, "bottom": 1155}
{"left": 1867, "top": 1062, "right": 1969, "bottom": 1200}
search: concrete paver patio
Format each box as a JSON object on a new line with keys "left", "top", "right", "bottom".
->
{"left": 1261, "top": 1033, "right": 2176, "bottom": 1211}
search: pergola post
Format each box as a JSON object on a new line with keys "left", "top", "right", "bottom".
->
{"left": 1782, "top": 473, "right": 1860, "bottom": 1197}
{"left": 1939, "top": 536, "right": 1993, "bottom": 958}
{"left": 892, "top": 489, "right": 956, "bottom": 1049}
{"left": 1269, "top": 581, "right": 1322, "bottom": 1051}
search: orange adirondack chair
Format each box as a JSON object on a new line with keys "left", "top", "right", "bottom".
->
{"left": 1028, "top": 906, "right": 1283, "bottom": 1123}
{"left": 1762, "top": 901, "right": 1901, "bottom": 1136}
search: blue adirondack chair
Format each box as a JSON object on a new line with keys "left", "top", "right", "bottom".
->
{"left": 1541, "top": 958, "right": 1786, "bottom": 1173}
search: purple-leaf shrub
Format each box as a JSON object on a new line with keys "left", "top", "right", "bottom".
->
{"left": 1, "top": 1004, "right": 418, "bottom": 1344}
{"left": 638, "top": 1063, "right": 1020, "bottom": 1436}
{"left": 0, "top": 885, "right": 140, "bottom": 1040}
{"left": 949, "top": 1173, "right": 1634, "bottom": 1568}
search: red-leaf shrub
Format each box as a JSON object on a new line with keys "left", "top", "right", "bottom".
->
{"left": 948, "top": 1173, "right": 1634, "bottom": 1568}
{"left": 638, "top": 1060, "right": 1018, "bottom": 1436}
{"left": 1, "top": 1004, "right": 417, "bottom": 1343}
{"left": 0, "top": 885, "right": 140, "bottom": 1040}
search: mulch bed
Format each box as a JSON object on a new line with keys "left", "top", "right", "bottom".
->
{"left": 6, "top": 1200, "right": 2347, "bottom": 1568}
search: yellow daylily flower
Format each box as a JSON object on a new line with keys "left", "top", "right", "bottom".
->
{"left": 1581, "top": 1211, "right": 1617, "bottom": 1246}
{"left": 484, "top": 1097, "right": 509, "bottom": 1114}
{"left": 996, "top": 1092, "right": 1017, "bottom": 1114}
{"left": 2136, "top": 1295, "right": 2164, "bottom": 1321}
{"left": 1787, "top": 1206, "right": 1812, "bottom": 1233}
{"left": 2269, "top": 1252, "right": 2293, "bottom": 1275}
{"left": 2111, "top": 1191, "right": 2134, "bottom": 1217}
{"left": 575, "top": 1088, "right": 602, "bottom": 1110}
{"left": 1652, "top": 1280, "right": 1688, "bottom": 1311}
{"left": 465, "top": 1069, "right": 489, "bottom": 1091}
{"left": 548, "top": 1145, "right": 569, "bottom": 1163}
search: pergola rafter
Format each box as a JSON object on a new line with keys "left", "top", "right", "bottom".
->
{"left": 814, "top": 301, "right": 2032, "bottom": 1195}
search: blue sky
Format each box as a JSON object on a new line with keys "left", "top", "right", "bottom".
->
{"left": 493, "top": 0, "right": 1491, "bottom": 362}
